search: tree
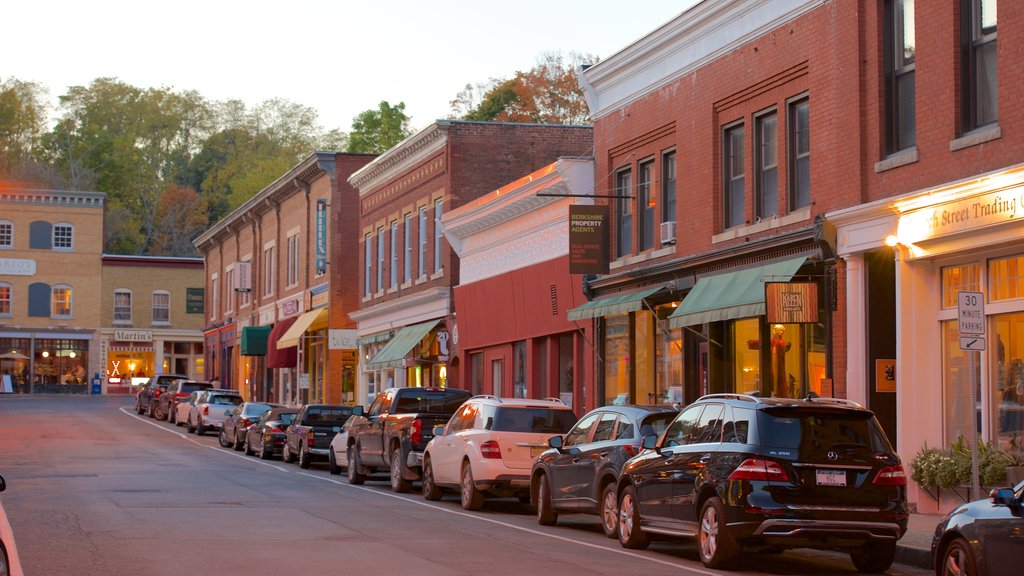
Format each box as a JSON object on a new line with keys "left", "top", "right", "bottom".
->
{"left": 347, "top": 101, "right": 412, "bottom": 154}
{"left": 149, "top": 184, "right": 208, "bottom": 256}
{"left": 0, "top": 77, "right": 48, "bottom": 179}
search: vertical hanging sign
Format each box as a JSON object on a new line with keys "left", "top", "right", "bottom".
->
{"left": 315, "top": 199, "right": 328, "bottom": 274}
{"left": 569, "top": 204, "right": 610, "bottom": 274}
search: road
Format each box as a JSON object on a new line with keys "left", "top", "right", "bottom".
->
{"left": 0, "top": 396, "right": 931, "bottom": 576}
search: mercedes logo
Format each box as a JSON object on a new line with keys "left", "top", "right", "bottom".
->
{"left": 826, "top": 450, "right": 838, "bottom": 461}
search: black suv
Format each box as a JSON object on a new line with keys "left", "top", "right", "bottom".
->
{"left": 616, "top": 393, "right": 908, "bottom": 572}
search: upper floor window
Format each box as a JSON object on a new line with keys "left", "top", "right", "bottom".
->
{"left": 434, "top": 199, "right": 444, "bottom": 274}
{"left": 390, "top": 221, "right": 399, "bottom": 288}
{"left": 376, "top": 227, "right": 385, "bottom": 293}
{"left": 239, "top": 260, "right": 251, "bottom": 308}
{"left": 224, "top": 268, "right": 234, "bottom": 313}
{"left": 52, "top": 285, "right": 72, "bottom": 317}
{"left": 364, "top": 233, "right": 372, "bottom": 297}
{"left": 755, "top": 111, "right": 778, "bottom": 220}
{"left": 263, "top": 246, "right": 275, "bottom": 296}
{"left": 403, "top": 214, "right": 413, "bottom": 284}
{"left": 0, "top": 221, "right": 12, "bottom": 248}
{"left": 723, "top": 124, "right": 745, "bottom": 229}
{"left": 210, "top": 275, "right": 219, "bottom": 320}
{"left": 287, "top": 234, "right": 299, "bottom": 287}
{"left": 53, "top": 223, "right": 73, "bottom": 250}
{"left": 884, "top": 0, "right": 916, "bottom": 153}
{"left": 638, "top": 161, "right": 655, "bottom": 251}
{"left": 961, "top": 0, "right": 997, "bottom": 132}
{"left": 789, "top": 98, "right": 811, "bottom": 210}
{"left": 0, "top": 283, "right": 11, "bottom": 316}
{"left": 418, "top": 207, "right": 428, "bottom": 278}
{"left": 615, "top": 169, "right": 633, "bottom": 258}
{"left": 152, "top": 291, "right": 170, "bottom": 324}
{"left": 662, "top": 152, "right": 677, "bottom": 226}
{"left": 113, "top": 289, "right": 132, "bottom": 323}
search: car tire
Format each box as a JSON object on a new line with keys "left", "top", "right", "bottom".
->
{"left": 282, "top": 442, "right": 295, "bottom": 464}
{"left": 147, "top": 402, "right": 156, "bottom": 418}
{"left": 536, "top": 473, "right": 557, "bottom": 526}
{"left": 168, "top": 407, "right": 176, "bottom": 424}
{"left": 328, "top": 449, "right": 342, "bottom": 475}
{"left": 698, "top": 497, "right": 739, "bottom": 569}
{"left": 244, "top": 435, "right": 254, "bottom": 456}
{"left": 599, "top": 482, "right": 619, "bottom": 538}
{"left": 232, "top": 430, "right": 244, "bottom": 451}
{"left": 937, "top": 537, "right": 976, "bottom": 576}
{"left": 258, "top": 439, "right": 272, "bottom": 460}
{"left": 136, "top": 401, "right": 145, "bottom": 415}
{"left": 617, "top": 484, "right": 650, "bottom": 550}
{"left": 299, "top": 444, "right": 312, "bottom": 469}
{"left": 347, "top": 448, "right": 366, "bottom": 485}
{"left": 460, "top": 463, "right": 485, "bottom": 511}
{"left": 850, "top": 540, "right": 896, "bottom": 573}
{"left": 187, "top": 417, "right": 196, "bottom": 434}
{"left": 218, "top": 428, "right": 230, "bottom": 448}
{"left": 196, "top": 418, "right": 207, "bottom": 436}
{"left": 422, "top": 457, "right": 442, "bottom": 501}
{"left": 390, "top": 447, "right": 412, "bottom": 493}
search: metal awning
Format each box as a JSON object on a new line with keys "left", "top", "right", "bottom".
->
{"left": 240, "top": 325, "right": 271, "bottom": 356}
{"left": 275, "top": 308, "right": 327, "bottom": 349}
{"left": 366, "top": 319, "right": 441, "bottom": 369}
{"left": 566, "top": 286, "right": 666, "bottom": 321}
{"left": 356, "top": 332, "right": 393, "bottom": 347}
{"left": 668, "top": 256, "right": 807, "bottom": 329}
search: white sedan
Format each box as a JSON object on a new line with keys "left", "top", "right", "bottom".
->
{"left": 327, "top": 416, "right": 357, "bottom": 475}
{"left": 1, "top": 474, "right": 25, "bottom": 576}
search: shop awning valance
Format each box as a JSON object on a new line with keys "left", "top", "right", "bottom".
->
{"left": 668, "top": 256, "right": 807, "bottom": 329}
{"left": 267, "top": 317, "right": 298, "bottom": 368}
{"left": 276, "top": 308, "right": 327, "bottom": 350}
{"left": 566, "top": 286, "right": 666, "bottom": 321}
{"left": 366, "top": 319, "right": 441, "bottom": 369}
{"left": 356, "top": 332, "right": 393, "bottom": 346}
{"left": 240, "top": 325, "right": 271, "bottom": 356}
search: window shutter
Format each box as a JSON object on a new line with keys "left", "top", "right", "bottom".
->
{"left": 28, "top": 282, "right": 51, "bottom": 316}
{"left": 29, "top": 221, "right": 52, "bottom": 249}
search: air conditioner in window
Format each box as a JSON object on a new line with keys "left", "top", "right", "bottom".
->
{"left": 660, "top": 221, "right": 677, "bottom": 245}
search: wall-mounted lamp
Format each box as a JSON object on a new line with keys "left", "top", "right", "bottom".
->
{"left": 885, "top": 235, "right": 899, "bottom": 247}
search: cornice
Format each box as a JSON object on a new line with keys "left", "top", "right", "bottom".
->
{"left": 348, "top": 286, "right": 451, "bottom": 323}
{"left": 348, "top": 122, "right": 450, "bottom": 194}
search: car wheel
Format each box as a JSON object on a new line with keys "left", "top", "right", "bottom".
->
{"left": 422, "top": 457, "right": 442, "bottom": 501}
{"left": 850, "top": 540, "right": 896, "bottom": 573}
{"left": 390, "top": 447, "right": 412, "bottom": 493}
{"left": 218, "top": 428, "right": 230, "bottom": 448}
{"left": 232, "top": 430, "right": 244, "bottom": 451}
{"left": 244, "top": 435, "right": 254, "bottom": 456}
{"left": 136, "top": 401, "right": 145, "bottom": 415}
{"left": 698, "top": 497, "right": 739, "bottom": 569}
{"left": 536, "top": 473, "right": 557, "bottom": 526}
{"left": 938, "top": 537, "right": 976, "bottom": 576}
{"left": 282, "top": 442, "right": 295, "bottom": 464}
{"left": 299, "top": 444, "right": 312, "bottom": 469}
{"left": 460, "top": 463, "right": 485, "bottom": 511}
{"left": 618, "top": 484, "right": 650, "bottom": 549}
{"left": 147, "top": 402, "right": 155, "bottom": 418}
{"left": 347, "top": 448, "right": 366, "bottom": 485}
{"left": 195, "top": 418, "right": 206, "bottom": 436}
{"left": 328, "top": 449, "right": 342, "bottom": 475}
{"left": 187, "top": 417, "right": 196, "bottom": 434}
{"left": 168, "top": 408, "right": 176, "bottom": 424}
{"left": 258, "top": 439, "right": 272, "bottom": 461}
{"left": 599, "top": 482, "right": 619, "bottom": 538}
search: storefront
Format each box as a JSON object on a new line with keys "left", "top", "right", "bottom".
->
{"left": 204, "top": 323, "right": 236, "bottom": 389}
{"left": 364, "top": 318, "right": 450, "bottom": 392}
{"left": 275, "top": 307, "right": 327, "bottom": 405}
{"left": 102, "top": 328, "right": 204, "bottom": 394}
{"left": 1, "top": 332, "right": 92, "bottom": 394}
{"left": 267, "top": 316, "right": 298, "bottom": 404}
{"left": 240, "top": 324, "right": 271, "bottom": 401}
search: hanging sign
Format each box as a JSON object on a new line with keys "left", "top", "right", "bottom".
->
{"left": 569, "top": 204, "right": 609, "bottom": 275}
{"left": 315, "top": 199, "right": 328, "bottom": 274}
{"left": 765, "top": 282, "right": 819, "bottom": 323}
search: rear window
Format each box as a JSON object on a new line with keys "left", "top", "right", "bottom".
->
{"left": 488, "top": 407, "right": 577, "bottom": 433}
{"left": 393, "top": 390, "right": 472, "bottom": 414}
{"left": 305, "top": 407, "right": 352, "bottom": 425}
{"left": 210, "top": 395, "right": 242, "bottom": 406}
{"left": 243, "top": 403, "right": 273, "bottom": 416}
{"left": 180, "top": 382, "right": 211, "bottom": 393}
{"left": 278, "top": 413, "right": 297, "bottom": 425}
{"left": 756, "top": 408, "right": 893, "bottom": 454}
{"left": 639, "top": 413, "right": 676, "bottom": 438}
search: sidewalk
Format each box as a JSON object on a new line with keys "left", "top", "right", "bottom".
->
{"left": 896, "top": 512, "right": 941, "bottom": 570}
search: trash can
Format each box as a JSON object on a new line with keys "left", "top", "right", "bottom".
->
{"left": 91, "top": 375, "right": 102, "bottom": 395}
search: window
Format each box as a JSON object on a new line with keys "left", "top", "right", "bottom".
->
{"left": 263, "top": 246, "right": 275, "bottom": 296}
{"left": 418, "top": 207, "right": 427, "bottom": 278}
{"left": 789, "top": 98, "right": 811, "bottom": 210}
{"left": 564, "top": 412, "right": 598, "bottom": 446}
{"left": 615, "top": 169, "right": 632, "bottom": 258}
{"left": 52, "top": 285, "right": 72, "bottom": 317}
{"left": 755, "top": 111, "right": 778, "bottom": 219}
{"left": 53, "top": 223, "right": 73, "bottom": 250}
{"left": 961, "top": 0, "right": 997, "bottom": 132}
{"left": 239, "top": 260, "right": 251, "bottom": 308}
{"left": 638, "top": 161, "right": 655, "bottom": 251}
{"left": 434, "top": 199, "right": 444, "bottom": 274}
{"left": 0, "top": 283, "right": 10, "bottom": 315}
{"left": 941, "top": 263, "right": 981, "bottom": 308}
{"left": 376, "top": 227, "right": 385, "bottom": 293}
{"left": 390, "top": 221, "right": 398, "bottom": 288}
{"left": 152, "top": 291, "right": 170, "bottom": 324}
{"left": 989, "top": 254, "right": 1024, "bottom": 301}
{"left": 662, "top": 152, "right": 676, "bottom": 226}
{"left": 287, "top": 234, "right": 299, "bottom": 287}
{"left": 723, "top": 124, "right": 745, "bottom": 228}
{"left": 592, "top": 413, "right": 618, "bottom": 442}
{"left": 664, "top": 404, "right": 704, "bottom": 447}
{"left": 210, "top": 275, "right": 219, "bottom": 320}
{"left": 113, "top": 289, "right": 132, "bottom": 323}
{"left": 224, "top": 268, "right": 234, "bottom": 313}
{"left": 364, "top": 233, "right": 372, "bottom": 297}
{"left": 0, "top": 221, "right": 12, "bottom": 248}
{"left": 884, "top": 0, "right": 916, "bottom": 153}
{"left": 403, "top": 214, "right": 413, "bottom": 283}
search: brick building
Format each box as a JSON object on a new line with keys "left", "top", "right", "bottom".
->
{"left": 349, "top": 121, "right": 592, "bottom": 404}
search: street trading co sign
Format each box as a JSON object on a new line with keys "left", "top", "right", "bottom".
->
{"left": 569, "top": 204, "right": 609, "bottom": 275}
{"left": 765, "top": 282, "right": 818, "bottom": 324}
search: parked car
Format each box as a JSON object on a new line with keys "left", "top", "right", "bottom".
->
{"left": 615, "top": 393, "right": 908, "bottom": 571}
{"left": 220, "top": 402, "right": 277, "bottom": 451}
{"left": 931, "top": 478, "right": 1024, "bottom": 576}
{"left": 0, "top": 473, "right": 25, "bottom": 576}
{"left": 156, "top": 380, "right": 213, "bottom": 423}
{"left": 421, "top": 396, "right": 577, "bottom": 510}
{"left": 134, "top": 373, "right": 187, "bottom": 416}
{"left": 328, "top": 417, "right": 358, "bottom": 475}
{"left": 283, "top": 404, "right": 358, "bottom": 469}
{"left": 173, "top": 390, "right": 204, "bottom": 427}
{"left": 243, "top": 407, "right": 299, "bottom": 460}
{"left": 347, "top": 387, "right": 473, "bottom": 492}
{"left": 187, "top": 390, "right": 242, "bottom": 435}
{"left": 532, "top": 405, "right": 678, "bottom": 536}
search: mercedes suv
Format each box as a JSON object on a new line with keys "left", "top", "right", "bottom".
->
{"left": 615, "top": 393, "right": 908, "bottom": 572}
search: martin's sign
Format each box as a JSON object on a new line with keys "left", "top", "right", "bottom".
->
{"left": 115, "top": 330, "right": 153, "bottom": 343}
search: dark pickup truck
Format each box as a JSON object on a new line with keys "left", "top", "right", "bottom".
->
{"left": 347, "top": 387, "right": 472, "bottom": 493}
{"left": 282, "top": 404, "right": 357, "bottom": 469}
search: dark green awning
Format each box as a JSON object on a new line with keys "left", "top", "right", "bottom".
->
{"left": 366, "top": 319, "right": 441, "bottom": 369}
{"left": 566, "top": 286, "right": 665, "bottom": 321}
{"left": 240, "top": 325, "right": 272, "bottom": 356}
{"left": 668, "top": 257, "right": 806, "bottom": 329}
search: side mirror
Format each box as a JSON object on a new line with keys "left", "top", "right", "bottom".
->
{"left": 548, "top": 435, "right": 563, "bottom": 450}
{"left": 432, "top": 425, "right": 445, "bottom": 436}
{"left": 990, "top": 488, "right": 1015, "bottom": 505}
{"left": 352, "top": 406, "right": 365, "bottom": 417}
{"left": 641, "top": 434, "right": 659, "bottom": 451}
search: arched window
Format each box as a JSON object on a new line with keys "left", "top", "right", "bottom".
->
{"left": 113, "top": 289, "right": 132, "bottom": 324}
{"left": 52, "top": 284, "right": 73, "bottom": 317}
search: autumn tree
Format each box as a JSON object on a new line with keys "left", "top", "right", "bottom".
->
{"left": 347, "top": 101, "right": 412, "bottom": 154}
{"left": 149, "top": 184, "right": 208, "bottom": 256}
{"left": 0, "top": 77, "right": 49, "bottom": 179}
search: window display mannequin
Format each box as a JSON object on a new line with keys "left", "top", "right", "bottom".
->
{"left": 771, "top": 324, "right": 791, "bottom": 398}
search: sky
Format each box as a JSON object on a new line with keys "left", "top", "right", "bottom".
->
{"left": 4, "top": 1, "right": 698, "bottom": 133}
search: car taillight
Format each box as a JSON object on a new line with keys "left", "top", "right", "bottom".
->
{"left": 203, "top": 406, "right": 209, "bottom": 416}
{"left": 728, "top": 459, "right": 789, "bottom": 482}
{"left": 410, "top": 418, "right": 422, "bottom": 446}
{"left": 623, "top": 444, "right": 642, "bottom": 457}
{"left": 241, "top": 418, "right": 253, "bottom": 427}
{"left": 176, "top": 392, "right": 189, "bottom": 399}
{"left": 268, "top": 426, "right": 282, "bottom": 434}
{"left": 873, "top": 465, "right": 907, "bottom": 486}
{"left": 307, "top": 435, "right": 315, "bottom": 447}
{"left": 480, "top": 440, "right": 502, "bottom": 459}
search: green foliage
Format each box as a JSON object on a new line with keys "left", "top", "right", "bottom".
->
{"left": 0, "top": 77, "right": 48, "bottom": 177}
{"left": 911, "top": 436, "right": 1020, "bottom": 489}
{"left": 347, "top": 101, "right": 412, "bottom": 154}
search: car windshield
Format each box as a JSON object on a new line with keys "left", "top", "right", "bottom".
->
{"left": 211, "top": 395, "right": 242, "bottom": 406}
{"left": 489, "top": 407, "right": 577, "bottom": 433}
{"left": 757, "top": 408, "right": 894, "bottom": 455}
{"left": 279, "top": 413, "right": 297, "bottom": 425}
{"left": 393, "top": 390, "right": 471, "bottom": 414}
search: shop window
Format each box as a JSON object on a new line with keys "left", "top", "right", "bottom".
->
{"left": 0, "top": 221, "right": 12, "bottom": 248}
{"left": 559, "top": 334, "right": 573, "bottom": 406}
{"left": 884, "top": 0, "right": 916, "bottom": 153}
{"left": 723, "top": 124, "right": 745, "bottom": 228}
{"left": 615, "top": 170, "right": 632, "bottom": 258}
{"left": 941, "top": 263, "right": 981, "bottom": 308}
{"left": 635, "top": 310, "right": 656, "bottom": 404}
{"left": 52, "top": 285, "right": 72, "bottom": 317}
{"left": 755, "top": 110, "right": 778, "bottom": 220}
{"left": 960, "top": 0, "right": 997, "bottom": 133}
{"left": 655, "top": 304, "right": 683, "bottom": 405}
{"left": 513, "top": 341, "right": 527, "bottom": 398}
{"left": 943, "top": 320, "right": 982, "bottom": 445}
{"left": 152, "top": 291, "right": 170, "bottom": 324}
{"left": 638, "top": 161, "right": 655, "bottom": 251}
{"left": 470, "top": 352, "right": 483, "bottom": 396}
{"left": 113, "top": 289, "right": 132, "bottom": 323}
{"left": 732, "top": 318, "right": 761, "bottom": 395}
{"left": 604, "top": 314, "right": 630, "bottom": 406}
{"left": 993, "top": 311, "right": 1024, "bottom": 450}
{"left": 988, "top": 254, "right": 1024, "bottom": 301}
{"left": 0, "top": 283, "right": 10, "bottom": 316}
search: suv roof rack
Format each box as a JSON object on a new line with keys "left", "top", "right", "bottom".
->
{"left": 541, "top": 397, "right": 565, "bottom": 404}
{"left": 698, "top": 393, "right": 764, "bottom": 404}
{"left": 803, "top": 396, "right": 864, "bottom": 408}
{"left": 469, "top": 394, "right": 501, "bottom": 402}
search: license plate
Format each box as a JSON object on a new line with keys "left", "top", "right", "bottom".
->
{"left": 816, "top": 469, "right": 846, "bottom": 487}
{"left": 530, "top": 447, "right": 546, "bottom": 458}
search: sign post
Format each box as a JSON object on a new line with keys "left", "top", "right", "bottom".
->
{"left": 958, "top": 290, "right": 984, "bottom": 501}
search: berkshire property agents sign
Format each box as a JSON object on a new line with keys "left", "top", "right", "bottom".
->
{"left": 569, "top": 204, "right": 609, "bottom": 275}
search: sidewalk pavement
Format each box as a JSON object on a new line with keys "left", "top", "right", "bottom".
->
{"left": 896, "top": 512, "right": 941, "bottom": 570}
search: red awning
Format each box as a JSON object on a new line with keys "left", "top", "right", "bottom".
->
{"left": 267, "top": 316, "right": 298, "bottom": 368}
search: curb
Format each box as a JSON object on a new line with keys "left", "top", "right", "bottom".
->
{"left": 896, "top": 544, "right": 931, "bottom": 570}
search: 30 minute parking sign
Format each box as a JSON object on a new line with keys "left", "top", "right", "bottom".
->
{"left": 958, "top": 291, "right": 985, "bottom": 351}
